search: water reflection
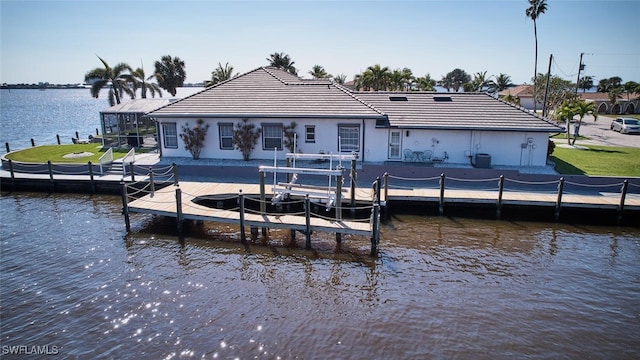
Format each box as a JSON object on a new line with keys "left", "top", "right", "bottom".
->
{"left": 1, "top": 193, "right": 639, "bottom": 359}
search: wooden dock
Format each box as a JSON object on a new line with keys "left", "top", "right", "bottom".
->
{"left": 124, "top": 181, "right": 381, "bottom": 253}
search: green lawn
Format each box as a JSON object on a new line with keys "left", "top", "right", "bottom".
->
{"left": 550, "top": 144, "right": 640, "bottom": 177}
{"left": 4, "top": 144, "right": 129, "bottom": 163}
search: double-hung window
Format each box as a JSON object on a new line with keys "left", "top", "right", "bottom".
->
{"left": 219, "top": 123, "right": 234, "bottom": 149}
{"left": 338, "top": 125, "right": 360, "bottom": 152}
{"left": 162, "top": 123, "right": 178, "bottom": 148}
{"left": 262, "top": 124, "right": 283, "bottom": 150}
{"left": 305, "top": 125, "right": 315, "bottom": 143}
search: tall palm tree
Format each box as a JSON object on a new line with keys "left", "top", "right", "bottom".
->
{"left": 416, "top": 74, "right": 436, "bottom": 91}
{"left": 526, "top": 0, "right": 548, "bottom": 113}
{"left": 578, "top": 76, "right": 593, "bottom": 92}
{"left": 154, "top": 55, "right": 186, "bottom": 96}
{"left": 309, "top": 65, "right": 331, "bottom": 79}
{"left": 127, "top": 65, "right": 162, "bottom": 99}
{"left": 389, "top": 68, "right": 414, "bottom": 91}
{"left": 205, "top": 62, "right": 237, "bottom": 87}
{"left": 487, "top": 73, "right": 513, "bottom": 93}
{"left": 266, "top": 52, "right": 297, "bottom": 75}
{"left": 84, "top": 56, "right": 133, "bottom": 106}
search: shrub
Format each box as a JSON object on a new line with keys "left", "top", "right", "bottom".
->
{"left": 179, "top": 119, "right": 209, "bottom": 160}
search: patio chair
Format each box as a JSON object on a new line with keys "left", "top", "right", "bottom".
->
{"left": 403, "top": 149, "right": 414, "bottom": 161}
{"left": 421, "top": 150, "right": 432, "bottom": 162}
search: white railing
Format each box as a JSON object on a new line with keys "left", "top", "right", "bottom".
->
{"left": 98, "top": 147, "right": 113, "bottom": 175}
{"left": 121, "top": 147, "right": 135, "bottom": 177}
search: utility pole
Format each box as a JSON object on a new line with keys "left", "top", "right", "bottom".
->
{"left": 542, "top": 54, "right": 552, "bottom": 117}
{"left": 575, "top": 52, "right": 585, "bottom": 94}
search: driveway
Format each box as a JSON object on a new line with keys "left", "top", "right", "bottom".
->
{"left": 555, "top": 115, "right": 640, "bottom": 148}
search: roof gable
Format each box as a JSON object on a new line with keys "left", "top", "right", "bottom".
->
{"left": 147, "top": 67, "right": 384, "bottom": 119}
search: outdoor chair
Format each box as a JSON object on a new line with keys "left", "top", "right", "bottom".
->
{"left": 421, "top": 150, "right": 432, "bottom": 162}
{"left": 403, "top": 149, "right": 414, "bottom": 161}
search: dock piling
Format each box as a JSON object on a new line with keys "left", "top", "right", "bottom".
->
{"left": 149, "top": 167, "right": 155, "bottom": 197}
{"left": 371, "top": 203, "right": 380, "bottom": 256}
{"left": 47, "top": 160, "right": 54, "bottom": 192}
{"left": 439, "top": 173, "right": 446, "bottom": 216}
{"left": 120, "top": 181, "right": 130, "bottom": 232}
{"left": 305, "top": 195, "right": 311, "bottom": 249}
{"left": 497, "top": 175, "right": 504, "bottom": 219}
{"left": 175, "top": 186, "right": 183, "bottom": 235}
{"left": 239, "top": 190, "right": 246, "bottom": 244}
{"left": 88, "top": 161, "right": 95, "bottom": 194}
{"left": 555, "top": 177, "right": 564, "bottom": 221}
{"left": 618, "top": 179, "right": 629, "bottom": 224}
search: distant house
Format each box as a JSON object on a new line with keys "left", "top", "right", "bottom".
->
{"left": 146, "top": 67, "right": 562, "bottom": 168}
{"left": 497, "top": 85, "right": 540, "bottom": 110}
{"left": 577, "top": 92, "right": 639, "bottom": 114}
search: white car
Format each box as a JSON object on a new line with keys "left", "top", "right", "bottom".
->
{"left": 610, "top": 117, "right": 640, "bottom": 134}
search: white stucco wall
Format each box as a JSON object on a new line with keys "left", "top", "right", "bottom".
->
{"left": 157, "top": 118, "right": 550, "bottom": 167}
{"left": 157, "top": 117, "right": 379, "bottom": 162}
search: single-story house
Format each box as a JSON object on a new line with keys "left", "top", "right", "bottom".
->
{"left": 146, "top": 67, "right": 563, "bottom": 167}
{"left": 577, "top": 92, "right": 639, "bottom": 115}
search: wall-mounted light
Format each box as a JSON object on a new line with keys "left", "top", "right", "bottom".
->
{"left": 406, "top": 130, "right": 410, "bottom": 137}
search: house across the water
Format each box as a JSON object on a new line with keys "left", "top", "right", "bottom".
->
{"left": 146, "top": 67, "right": 563, "bottom": 168}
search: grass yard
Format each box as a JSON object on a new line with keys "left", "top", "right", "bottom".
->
{"left": 4, "top": 144, "right": 129, "bottom": 163}
{"left": 550, "top": 144, "right": 640, "bottom": 177}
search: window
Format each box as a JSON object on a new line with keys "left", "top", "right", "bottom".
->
{"left": 305, "top": 125, "right": 315, "bottom": 143}
{"left": 219, "top": 123, "right": 234, "bottom": 149}
{"left": 262, "top": 124, "right": 283, "bottom": 150}
{"left": 162, "top": 123, "right": 178, "bottom": 148}
{"left": 338, "top": 125, "right": 360, "bottom": 152}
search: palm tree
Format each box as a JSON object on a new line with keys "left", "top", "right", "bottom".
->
{"left": 501, "top": 92, "right": 521, "bottom": 106}
{"left": 332, "top": 74, "right": 347, "bottom": 85}
{"left": 309, "top": 65, "right": 331, "bottom": 79}
{"left": 84, "top": 56, "right": 133, "bottom": 106}
{"left": 487, "top": 73, "right": 513, "bottom": 93}
{"left": 416, "top": 74, "right": 436, "bottom": 91}
{"left": 266, "top": 52, "right": 297, "bottom": 75}
{"left": 623, "top": 81, "right": 639, "bottom": 102}
{"left": 578, "top": 76, "right": 593, "bottom": 92}
{"left": 127, "top": 65, "right": 162, "bottom": 99}
{"left": 570, "top": 99, "right": 597, "bottom": 145}
{"left": 466, "top": 71, "right": 489, "bottom": 92}
{"left": 526, "top": 0, "right": 548, "bottom": 113}
{"left": 439, "top": 74, "right": 453, "bottom": 92}
{"left": 554, "top": 100, "right": 577, "bottom": 145}
{"left": 607, "top": 87, "right": 622, "bottom": 114}
{"left": 365, "top": 64, "right": 391, "bottom": 91}
{"left": 154, "top": 55, "right": 186, "bottom": 97}
{"left": 389, "top": 68, "right": 414, "bottom": 91}
{"left": 205, "top": 62, "right": 237, "bottom": 87}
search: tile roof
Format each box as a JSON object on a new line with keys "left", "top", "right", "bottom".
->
{"left": 497, "top": 85, "right": 534, "bottom": 97}
{"left": 103, "top": 98, "right": 176, "bottom": 113}
{"left": 355, "top": 92, "right": 563, "bottom": 132}
{"left": 147, "top": 68, "right": 562, "bottom": 132}
{"left": 147, "top": 67, "right": 384, "bottom": 119}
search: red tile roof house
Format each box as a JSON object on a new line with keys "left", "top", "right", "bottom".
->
{"left": 146, "top": 67, "right": 562, "bottom": 172}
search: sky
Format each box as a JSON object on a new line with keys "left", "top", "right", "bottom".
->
{"left": 1, "top": 0, "right": 639, "bottom": 86}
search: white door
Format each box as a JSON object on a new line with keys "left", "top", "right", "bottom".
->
{"left": 388, "top": 130, "right": 401, "bottom": 159}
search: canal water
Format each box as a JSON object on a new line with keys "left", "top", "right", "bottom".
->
{"left": 1, "top": 192, "right": 638, "bottom": 358}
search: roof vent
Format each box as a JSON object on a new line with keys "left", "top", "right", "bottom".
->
{"left": 389, "top": 96, "right": 408, "bottom": 101}
{"left": 433, "top": 96, "right": 452, "bottom": 102}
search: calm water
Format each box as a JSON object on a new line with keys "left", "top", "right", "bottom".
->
{"left": 1, "top": 89, "right": 640, "bottom": 358}
{"left": 0, "top": 88, "right": 202, "bottom": 154}
{"left": 1, "top": 193, "right": 639, "bottom": 359}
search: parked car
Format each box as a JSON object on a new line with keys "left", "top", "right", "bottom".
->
{"left": 610, "top": 117, "right": 640, "bottom": 134}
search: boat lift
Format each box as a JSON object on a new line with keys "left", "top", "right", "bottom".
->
{"left": 258, "top": 149, "right": 359, "bottom": 211}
